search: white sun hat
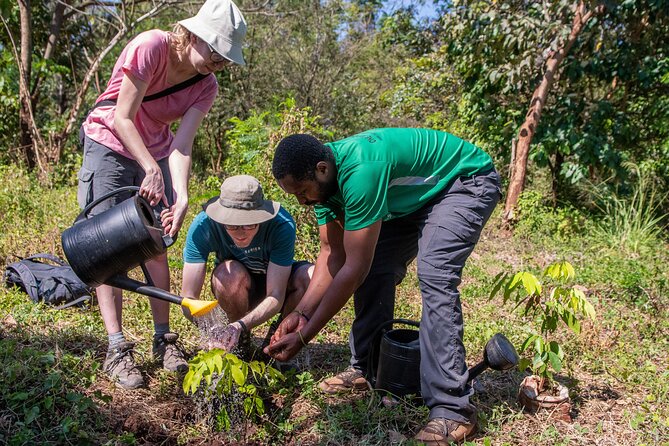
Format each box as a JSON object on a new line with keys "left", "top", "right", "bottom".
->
{"left": 179, "top": 0, "right": 247, "bottom": 66}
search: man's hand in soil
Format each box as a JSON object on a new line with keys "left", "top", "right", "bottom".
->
{"left": 264, "top": 311, "right": 306, "bottom": 361}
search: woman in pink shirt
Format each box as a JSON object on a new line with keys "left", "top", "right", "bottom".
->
{"left": 78, "top": 0, "right": 246, "bottom": 389}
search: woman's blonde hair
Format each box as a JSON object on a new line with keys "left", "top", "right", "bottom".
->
{"left": 170, "top": 24, "right": 193, "bottom": 54}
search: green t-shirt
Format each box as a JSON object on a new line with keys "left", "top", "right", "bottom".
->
{"left": 314, "top": 128, "right": 494, "bottom": 230}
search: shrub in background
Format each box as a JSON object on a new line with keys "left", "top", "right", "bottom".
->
{"left": 592, "top": 163, "right": 667, "bottom": 255}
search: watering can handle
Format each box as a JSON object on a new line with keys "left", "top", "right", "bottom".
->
{"left": 74, "top": 186, "right": 174, "bottom": 248}
{"left": 366, "top": 318, "right": 420, "bottom": 388}
{"left": 74, "top": 186, "right": 141, "bottom": 224}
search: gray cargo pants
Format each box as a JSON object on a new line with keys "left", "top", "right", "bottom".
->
{"left": 349, "top": 169, "right": 501, "bottom": 423}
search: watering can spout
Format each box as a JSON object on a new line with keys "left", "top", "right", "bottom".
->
{"left": 182, "top": 297, "right": 220, "bottom": 317}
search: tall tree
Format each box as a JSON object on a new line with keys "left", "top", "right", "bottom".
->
{"left": 504, "top": 1, "right": 604, "bottom": 221}
{"left": 2, "top": 0, "right": 177, "bottom": 176}
{"left": 388, "top": 0, "right": 669, "bottom": 216}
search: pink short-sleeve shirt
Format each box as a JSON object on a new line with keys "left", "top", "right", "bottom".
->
{"left": 82, "top": 30, "right": 218, "bottom": 160}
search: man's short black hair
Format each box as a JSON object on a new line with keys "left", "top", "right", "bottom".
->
{"left": 272, "top": 134, "right": 334, "bottom": 181}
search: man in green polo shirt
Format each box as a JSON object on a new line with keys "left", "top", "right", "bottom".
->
{"left": 265, "top": 128, "right": 501, "bottom": 445}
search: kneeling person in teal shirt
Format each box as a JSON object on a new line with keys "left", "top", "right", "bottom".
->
{"left": 181, "top": 175, "right": 313, "bottom": 354}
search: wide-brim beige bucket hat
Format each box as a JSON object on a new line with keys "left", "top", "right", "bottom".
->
{"left": 179, "top": 0, "right": 247, "bottom": 66}
{"left": 205, "top": 175, "right": 280, "bottom": 225}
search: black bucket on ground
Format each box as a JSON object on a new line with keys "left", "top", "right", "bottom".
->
{"left": 61, "top": 186, "right": 168, "bottom": 288}
{"left": 368, "top": 319, "right": 421, "bottom": 399}
{"left": 375, "top": 327, "right": 421, "bottom": 397}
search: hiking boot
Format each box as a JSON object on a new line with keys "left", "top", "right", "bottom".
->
{"left": 414, "top": 417, "right": 477, "bottom": 445}
{"left": 317, "top": 366, "right": 369, "bottom": 394}
{"left": 103, "top": 342, "right": 144, "bottom": 389}
{"left": 153, "top": 332, "right": 188, "bottom": 373}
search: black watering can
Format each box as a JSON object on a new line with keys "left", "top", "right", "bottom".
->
{"left": 367, "top": 319, "right": 519, "bottom": 399}
{"left": 61, "top": 186, "right": 218, "bottom": 317}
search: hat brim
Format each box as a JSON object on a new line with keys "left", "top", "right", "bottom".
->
{"left": 179, "top": 17, "right": 245, "bottom": 66}
{"left": 204, "top": 196, "right": 279, "bottom": 225}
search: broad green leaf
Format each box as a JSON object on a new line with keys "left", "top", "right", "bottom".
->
{"left": 583, "top": 299, "right": 596, "bottom": 319}
{"left": 571, "top": 286, "right": 586, "bottom": 300}
{"left": 508, "top": 272, "right": 524, "bottom": 290}
{"left": 489, "top": 272, "right": 507, "bottom": 299}
{"left": 25, "top": 405, "right": 40, "bottom": 424}
{"left": 231, "top": 364, "right": 245, "bottom": 386}
{"left": 532, "top": 353, "right": 545, "bottom": 370}
{"left": 521, "top": 334, "right": 538, "bottom": 353}
{"left": 182, "top": 370, "right": 194, "bottom": 393}
{"left": 244, "top": 397, "right": 253, "bottom": 415}
{"left": 213, "top": 353, "right": 223, "bottom": 373}
{"left": 562, "top": 312, "right": 581, "bottom": 334}
{"left": 249, "top": 361, "right": 262, "bottom": 375}
{"left": 545, "top": 261, "right": 575, "bottom": 281}
{"left": 520, "top": 272, "right": 542, "bottom": 296}
{"left": 255, "top": 395, "right": 264, "bottom": 414}
{"left": 548, "top": 351, "right": 562, "bottom": 372}
{"left": 190, "top": 371, "right": 202, "bottom": 394}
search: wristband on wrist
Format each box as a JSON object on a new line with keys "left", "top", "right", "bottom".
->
{"left": 236, "top": 320, "right": 249, "bottom": 334}
{"left": 297, "top": 330, "right": 309, "bottom": 347}
{"left": 293, "top": 309, "right": 310, "bottom": 322}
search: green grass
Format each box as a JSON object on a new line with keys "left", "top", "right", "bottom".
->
{"left": 1, "top": 167, "right": 668, "bottom": 445}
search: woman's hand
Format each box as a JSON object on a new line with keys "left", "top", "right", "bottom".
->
{"left": 161, "top": 199, "right": 188, "bottom": 237}
{"left": 140, "top": 168, "right": 167, "bottom": 207}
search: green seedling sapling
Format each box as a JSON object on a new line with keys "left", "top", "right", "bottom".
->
{"left": 490, "top": 261, "right": 596, "bottom": 391}
{"left": 183, "top": 350, "right": 284, "bottom": 430}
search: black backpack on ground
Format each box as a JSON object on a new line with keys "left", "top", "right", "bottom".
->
{"left": 4, "top": 253, "right": 94, "bottom": 309}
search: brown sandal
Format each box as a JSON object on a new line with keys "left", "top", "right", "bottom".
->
{"left": 317, "top": 367, "right": 370, "bottom": 394}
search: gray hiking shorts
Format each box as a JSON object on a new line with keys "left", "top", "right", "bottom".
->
{"left": 77, "top": 135, "right": 173, "bottom": 217}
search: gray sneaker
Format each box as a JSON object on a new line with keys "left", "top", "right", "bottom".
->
{"left": 153, "top": 332, "right": 188, "bottom": 373}
{"left": 104, "top": 342, "right": 144, "bottom": 389}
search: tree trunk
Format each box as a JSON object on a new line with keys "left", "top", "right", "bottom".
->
{"left": 18, "top": 0, "right": 34, "bottom": 168}
{"left": 502, "top": 1, "right": 603, "bottom": 223}
{"left": 30, "top": 0, "right": 66, "bottom": 102}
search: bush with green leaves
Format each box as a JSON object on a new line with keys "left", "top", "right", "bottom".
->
{"left": 220, "top": 97, "right": 334, "bottom": 260}
{"left": 0, "top": 337, "right": 105, "bottom": 445}
{"left": 513, "top": 190, "right": 588, "bottom": 240}
{"left": 490, "top": 261, "right": 596, "bottom": 388}
{"left": 182, "top": 350, "right": 284, "bottom": 431}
